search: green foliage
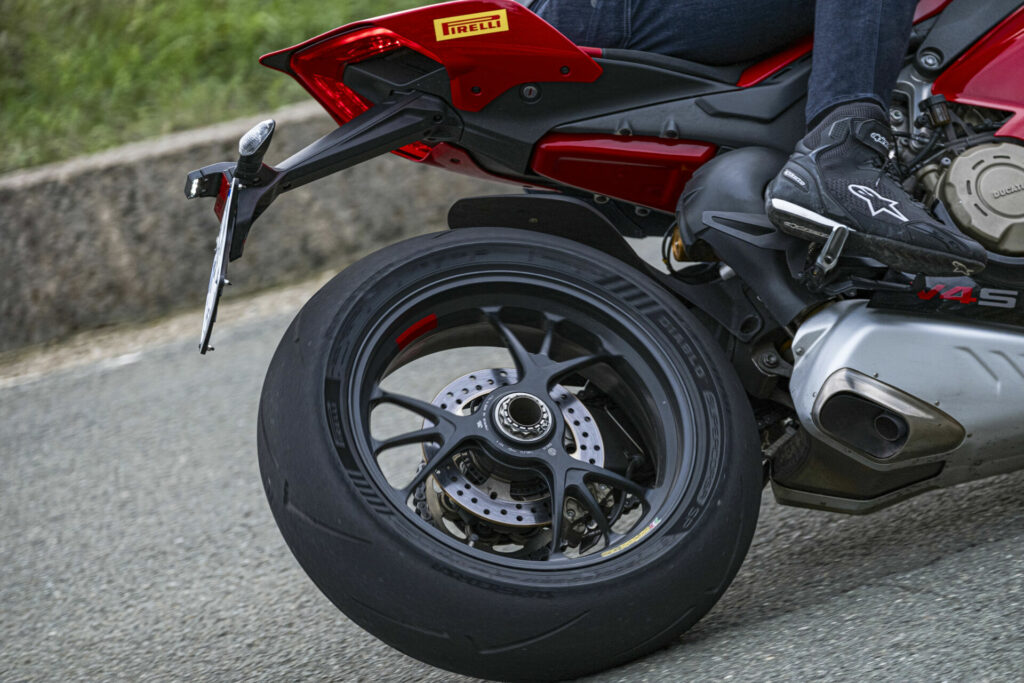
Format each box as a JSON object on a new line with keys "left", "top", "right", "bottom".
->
{"left": 0, "top": 0, "right": 422, "bottom": 172}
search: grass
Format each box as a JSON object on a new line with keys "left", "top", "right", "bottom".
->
{"left": 0, "top": 0, "right": 423, "bottom": 173}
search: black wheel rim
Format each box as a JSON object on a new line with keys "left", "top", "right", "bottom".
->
{"left": 338, "top": 272, "right": 698, "bottom": 569}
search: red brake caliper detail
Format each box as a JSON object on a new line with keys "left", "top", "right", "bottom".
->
{"left": 396, "top": 314, "right": 438, "bottom": 349}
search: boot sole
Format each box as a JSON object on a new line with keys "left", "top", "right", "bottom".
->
{"left": 767, "top": 198, "right": 985, "bottom": 277}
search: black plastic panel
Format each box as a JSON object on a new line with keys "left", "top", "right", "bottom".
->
{"left": 457, "top": 58, "right": 739, "bottom": 175}
{"left": 553, "top": 57, "right": 810, "bottom": 153}
{"left": 870, "top": 274, "right": 1024, "bottom": 329}
{"left": 916, "top": 0, "right": 1022, "bottom": 75}
{"left": 447, "top": 194, "right": 650, "bottom": 272}
{"left": 599, "top": 48, "right": 750, "bottom": 84}
{"left": 344, "top": 48, "right": 452, "bottom": 101}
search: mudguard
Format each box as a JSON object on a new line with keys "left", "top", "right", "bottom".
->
{"left": 448, "top": 194, "right": 650, "bottom": 272}
{"left": 447, "top": 193, "right": 772, "bottom": 342}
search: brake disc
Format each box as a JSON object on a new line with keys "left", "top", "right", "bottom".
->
{"left": 422, "top": 368, "right": 604, "bottom": 527}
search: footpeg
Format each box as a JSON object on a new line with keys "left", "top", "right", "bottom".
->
{"left": 806, "top": 224, "right": 853, "bottom": 289}
{"left": 815, "top": 224, "right": 852, "bottom": 274}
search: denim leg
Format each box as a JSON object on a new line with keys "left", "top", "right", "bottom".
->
{"left": 531, "top": 0, "right": 631, "bottom": 49}
{"left": 626, "top": 0, "right": 814, "bottom": 64}
{"left": 806, "top": 0, "right": 918, "bottom": 123}
{"left": 533, "top": 0, "right": 917, "bottom": 126}
{"left": 534, "top": 0, "right": 813, "bottom": 64}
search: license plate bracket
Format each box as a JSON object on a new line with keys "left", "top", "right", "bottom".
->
{"left": 200, "top": 178, "right": 236, "bottom": 353}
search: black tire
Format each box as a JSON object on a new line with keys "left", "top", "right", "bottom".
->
{"left": 257, "top": 228, "right": 761, "bottom": 681}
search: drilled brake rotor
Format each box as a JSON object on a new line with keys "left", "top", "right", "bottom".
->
{"left": 422, "top": 368, "right": 604, "bottom": 527}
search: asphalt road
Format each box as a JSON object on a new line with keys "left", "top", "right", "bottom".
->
{"left": 2, "top": 283, "right": 1022, "bottom": 682}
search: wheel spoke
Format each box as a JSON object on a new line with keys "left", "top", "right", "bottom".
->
{"left": 573, "top": 460, "right": 648, "bottom": 501}
{"left": 371, "top": 388, "right": 450, "bottom": 424}
{"left": 482, "top": 308, "right": 533, "bottom": 378}
{"left": 537, "top": 315, "right": 557, "bottom": 357}
{"left": 544, "top": 467, "right": 568, "bottom": 556}
{"left": 542, "top": 353, "right": 607, "bottom": 385}
{"left": 568, "top": 473, "right": 612, "bottom": 540}
{"left": 402, "top": 439, "right": 463, "bottom": 496}
{"left": 372, "top": 427, "right": 444, "bottom": 456}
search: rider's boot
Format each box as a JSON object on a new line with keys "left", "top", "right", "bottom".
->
{"left": 765, "top": 101, "right": 987, "bottom": 276}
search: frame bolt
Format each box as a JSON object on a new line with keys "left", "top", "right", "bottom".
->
{"left": 920, "top": 51, "right": 941, "bottom": 69}
{"left": 762, "top": 352, "right": 780, "bottom": 368}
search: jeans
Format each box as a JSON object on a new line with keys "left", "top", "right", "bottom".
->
{"left": 531, "top": 0, "right": 918, "bottom": 125}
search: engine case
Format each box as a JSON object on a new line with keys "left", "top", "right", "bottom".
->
{"left": 780, "top": 300, "right": 1024, "bottom": 513}
{"left": 941, "top": 142, "right": 1024, "bottom": 254}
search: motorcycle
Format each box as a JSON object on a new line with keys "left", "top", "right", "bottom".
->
{"left": 185, "top": 0, "right": 1024, "bottom": 678}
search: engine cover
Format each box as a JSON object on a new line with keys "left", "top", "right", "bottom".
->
{"left": 941, "top": 142, "right": 1024, "bottom": 254}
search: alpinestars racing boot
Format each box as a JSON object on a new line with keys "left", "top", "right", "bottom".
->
{"left": 765, "top": 101, "right": 987, "bottom": 276}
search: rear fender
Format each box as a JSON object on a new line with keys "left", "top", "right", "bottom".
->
{"left": 447, "top": 194, "right": 769, "bottom": 343}
{"left": 448, "top": 194, "right": 650, "bottom": 272}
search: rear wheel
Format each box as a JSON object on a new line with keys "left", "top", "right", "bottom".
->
{"left": 258, "top": 228, "right": 761, "bottom": 680}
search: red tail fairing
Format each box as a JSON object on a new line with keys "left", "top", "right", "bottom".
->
{"left": 274, "top": 27, "right": 434, "bottom": 160}
{"left": 260, "top": 0, "right": 601, "bottom": 117}
{"left": 260, "top": 0, "right": 601, "bottom": 164}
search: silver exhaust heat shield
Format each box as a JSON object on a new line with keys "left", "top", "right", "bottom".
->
{"left": 780, "top": 300, "right": 1024, "bottom": 513}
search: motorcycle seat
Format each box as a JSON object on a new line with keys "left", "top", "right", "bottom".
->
{"left": 596, "top": 48, "right": 757, "bottom": 86}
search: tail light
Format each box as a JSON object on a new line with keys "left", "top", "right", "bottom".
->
{"left": 286, "top": 27, "right": 433, "bottom": 161}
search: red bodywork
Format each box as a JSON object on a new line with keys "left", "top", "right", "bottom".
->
{"left": 532, "top": 135, "right": 717, "bottom": 213}
{"left": 263, "top": 0, "right": 1021, "bottom": 213}
{"left": 932, "top": 5, "right": 1024, "bottom": 140}
{"left": 736, "top": 37, "right": 814, "bottom": 88}
{"left": 913, "top": 0, "right": 956, "bottom": 22}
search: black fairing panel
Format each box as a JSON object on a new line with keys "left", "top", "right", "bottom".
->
{"left": 347, "top": 51, "right": 740, "bottom": 176}
{"left": 344, "top": 48, "right": 452, "bottom": 102}
{"left": 553, "top": 56, "right": 810, "bottom": 153}
{"left": 345, "top": 50, "right": 811, "bottom": 180}
{"left": 915, "top": 0, "right": 1023, "bottom": 75}
{"left": 456, "top": 58, "right": 740, "bottom": 175}
{"left": 597, "top": 48, "right": 750, "bottom": 84}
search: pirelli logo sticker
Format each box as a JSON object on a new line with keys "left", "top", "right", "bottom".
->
{"left": 434, "top": 9, "right": 509, "bottom": 41}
